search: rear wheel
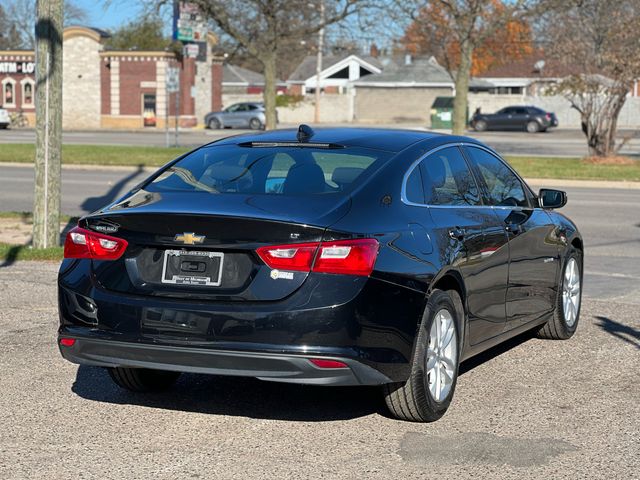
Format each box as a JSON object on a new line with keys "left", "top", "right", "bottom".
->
{"left": 537, "top": 249, "right": 582, "bottom": 339}
{"left": 249, "top": 117, "right": 262, "bottom": 130}
{"left": 208, "top": 118, "right": 221, "bottom": 129}
{"left": 383, "top": 289, "right": 460, "bottom": 422}
{"left": 474, "top": 120, "right": 488, "bottom": 132}
{"left": 526, "top": 121, "right": 540, "bottom": 133}
{"left": 107, "top": 367, "right": 180, "bottom": 392}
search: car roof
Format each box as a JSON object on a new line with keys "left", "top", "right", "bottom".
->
{"left": 210, "top": 127, "right": 454, "bottom": 153}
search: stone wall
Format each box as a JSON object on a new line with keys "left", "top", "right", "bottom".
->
{"left": 62, "top": 35, "right": 102, "bottom": 129}
{"left": 354, "top": 86, "right": 453, "bottom": 125}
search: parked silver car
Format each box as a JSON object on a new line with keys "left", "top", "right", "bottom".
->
{"left": 205, "top": 102, "right": 266, "bottom": 130}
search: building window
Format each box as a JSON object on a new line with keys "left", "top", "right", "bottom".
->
{"left": 2, "top": 79, "right": 16, "bottom": 107}
{"left": 22, "top": 80, "right": 34, "bottom": 108}
{"left": 489, "top": 86, "right": 523, "bottom": 95}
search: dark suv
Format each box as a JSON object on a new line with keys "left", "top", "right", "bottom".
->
{"left": 471, "top": 106, "right": 558, "bottom": 133}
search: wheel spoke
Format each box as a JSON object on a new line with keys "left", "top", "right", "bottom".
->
{"left": 441, "top": 356, "right": 456, "bottom": 371}
{"left": 426, "top": 349, "right": 437, "bottom": 371}
{"left": 441, "top": 323, "right": 455, "bottom": 350}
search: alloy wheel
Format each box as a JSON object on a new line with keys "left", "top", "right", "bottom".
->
{"left": 426, "top": 309, "right": 457, "bottom": 402}
{"left": 562, "top": 257, "right": 581, "bottom": 327}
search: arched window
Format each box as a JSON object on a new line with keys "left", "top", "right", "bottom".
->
{"left": 21, "top": 79, "right": 35, "bottom": 107}
{"left": 2, "top": 79, "right": 16, "bottom": 107}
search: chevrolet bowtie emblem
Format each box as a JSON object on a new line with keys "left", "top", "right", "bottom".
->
{"left": 174, "top": 232, "right": 205, "bottom": 245}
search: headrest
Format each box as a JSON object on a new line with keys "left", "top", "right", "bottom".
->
{"left": 332, "top": 167, "right": 364, "bottom": 186}
{"left": 424, "top": 155, "right": 447, "bottom": 188}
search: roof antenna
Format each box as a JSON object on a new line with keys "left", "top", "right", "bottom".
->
{"left": 297, "top": 124, "right": 314, "bottom": 142}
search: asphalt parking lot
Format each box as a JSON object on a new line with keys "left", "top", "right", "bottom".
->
{"left": 0, "top": 186, "right": 638, "bottom": 479}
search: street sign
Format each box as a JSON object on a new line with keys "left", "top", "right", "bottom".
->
{"left": 166, "top": 67, "right": 180, "bottom": 93}
{"left": 173, "top": 2, "right": 208, "bottom": 42}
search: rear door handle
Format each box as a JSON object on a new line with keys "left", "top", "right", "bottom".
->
{"left": 449, "top": 228, "right": 466, "bottom": 240}
{"left": 505, "top": 224, "right": 520, "bottom": 235}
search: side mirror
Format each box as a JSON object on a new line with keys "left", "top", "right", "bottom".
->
{"left": 538, "top": 188, "right": 567, "bottom": 209}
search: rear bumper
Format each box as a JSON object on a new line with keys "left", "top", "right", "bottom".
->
{"left": 58, "top": 335, "right": 392, "bottom": 386}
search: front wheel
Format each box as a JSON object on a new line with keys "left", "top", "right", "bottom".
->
{"left": 107, "top": 367, "right": 181, "bottom": 392}
{"left": 537, "top": 249, "right": 582, "bottom": 339}
{"left": 208, "top": 118, "right": 221, "bottom": 129}
{"left": 383, "top": 289, "right": 460, "bottom": 422}
{"left": 473, "top": 120, "right": 488, "bottom": 132}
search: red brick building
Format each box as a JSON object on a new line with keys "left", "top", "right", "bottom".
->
{"left": 0, "top": 26, "right": 223, "bottom": 129}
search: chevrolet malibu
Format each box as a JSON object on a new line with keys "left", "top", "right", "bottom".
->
{"left": 58, "top": 126, "right": 583, "bottom": 422}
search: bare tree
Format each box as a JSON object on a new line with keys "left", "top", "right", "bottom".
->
{"left": 541, "top": 0, "right": 640, "bottom": 157}
{"left": 399, "top": 1, "right": 528, "bottom": 135}
{"left": 188, "top": 0, "right": 368, "bottom": 129}
{"left": 5, "top": 0, "right": 87, "bottom": 49}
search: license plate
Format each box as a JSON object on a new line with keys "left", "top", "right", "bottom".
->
{"left": 161, "top": 250, "right": 224, "bottom": 286}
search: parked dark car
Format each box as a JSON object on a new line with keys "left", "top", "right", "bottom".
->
{"left": 58, "top": 126, "right": 582, "bottom": 422}
{"left": 205, "top": 102, "right": 267, "bottom": 130}
{"left": 471, "top": 106, "right": 558, "bottom": 133}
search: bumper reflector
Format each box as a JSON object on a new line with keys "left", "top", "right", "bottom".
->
{"left": 309, "top": 358, "right": 349, "bottom": 369}
{"left": 59, "top": 338, "right": 76, "bottom": 347}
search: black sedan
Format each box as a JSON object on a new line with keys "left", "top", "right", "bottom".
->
{"left": 58, "top": 126, "right": 582, "bottom": 422}
{"left": 471, "top": 106, "right": 559, "bottom": 133}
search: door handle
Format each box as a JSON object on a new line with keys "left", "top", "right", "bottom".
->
{"left": 505, "top": 224, "right": 520, "bottom": 235}
{"left": 448, "top": 227, "right": 466, "bottom": 241}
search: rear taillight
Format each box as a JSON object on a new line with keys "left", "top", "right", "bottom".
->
{"left": 63, "top": 226, "right": 128, "bottom": 260}
{"left": 546, "top": 113, "right": 551, "bottom": 119}
{"left": 256, "top": 238, "right": 379, "bottom": 276}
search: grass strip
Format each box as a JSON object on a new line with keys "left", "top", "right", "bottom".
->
{"left": 0, "top": 243, "right": 63, "bottom": 262}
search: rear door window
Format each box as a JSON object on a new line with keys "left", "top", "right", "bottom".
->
{"left": 419, "top": 146, "right": 481, "bottom": 206}
{"left": 464, "top": 146, "right": 529, "bottom": 207}
{"left": 146, "top": 145, "right": 390, "bottom": 196}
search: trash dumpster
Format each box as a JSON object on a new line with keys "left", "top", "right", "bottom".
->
{"left": 430, "top": 96, "right": 455, "bottom": 129}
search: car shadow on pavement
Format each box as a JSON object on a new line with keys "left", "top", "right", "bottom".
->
{"left": 71, "top": 365, "right": 385, "bottom": 422}
{"left": 459, "top": 329, "right": 537, "bottom": 376}
{"left": 595, "top": 316, "right": 640, "bottom": 350}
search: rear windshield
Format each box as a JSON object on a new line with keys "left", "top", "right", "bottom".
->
{"left": 145, "top": 145, "right": 391, "bottom": 195}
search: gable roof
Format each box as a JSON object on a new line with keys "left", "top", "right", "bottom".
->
{"left": 354, "top": 58, "right": 453, "bottom": 87}
{"left": 288, "top": 54, "right": 382, "bottom": 82}
{"left": 223, "top": 64, "right": 265, "bottom": 85}
{"left": 222, "top": 64, "right": 286, "bottom": 86}
{"left": 478, "top": 57, "right": 578, "bottom": 79}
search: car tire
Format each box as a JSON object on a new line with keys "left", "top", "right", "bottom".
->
{"left": 208, "top": 118, "right": 221, "bottom": 130}
{"left": 249, "top": 118, "right": 262, "bottom": 130}
{"left": 537, "top": 248, "right": 582, "bottom": 340}
{"left": 107, "top": 367, "right": 181, "bottom": 392}
{"left": 473, "top": 120, "right": 487, "bottom": 132}
{"left": 526, "top": 121, "right": 540, "bottom": 133}
{"left": 383, "top": 289, "right": 461, "bottom": 422}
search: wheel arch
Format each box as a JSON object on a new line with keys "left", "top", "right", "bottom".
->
{"left": 428, "top": 269, "right": 467, "bottom": 353}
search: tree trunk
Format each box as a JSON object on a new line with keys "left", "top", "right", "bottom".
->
{"left": 33, "top": 0, "right": 63, "bottom": 248}
{"left": 452, "top": 39, "right": 472, "bottom": 135}
{"left": 262, "top": 54, "right": 278, "bottom": 130}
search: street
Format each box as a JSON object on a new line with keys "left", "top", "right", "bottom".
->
{"left": 0, "top": 172, "right": 639, "bottom": 478}
{"left": 1, "top": 126, "right": 639, "bottom": 157}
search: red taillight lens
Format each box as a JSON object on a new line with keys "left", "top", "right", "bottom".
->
{"left": 59, "top": 338, "right": 76, "bottom": 347}
{"left": 256, "top": 242, "right": 319, "bottom": 272}
{"left": 256, "top": 238, "right": 379, "bottom": 277}
{"left": 546, "top": 113, "right": 551, "bottom": 119}
{"left": 312, "top": 239, "right": 379, "bottom": 276}
{"left": 309, "top": 358, "right": 348, "bottom": 369}
{"left": 63, "top": 226, "right": 128, "bottom": 260}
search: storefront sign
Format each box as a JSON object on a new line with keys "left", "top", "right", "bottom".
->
{"left": 0, "top": 61, "right": 35, "bottom": 74}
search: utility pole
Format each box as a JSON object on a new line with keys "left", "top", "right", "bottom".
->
{"left": 33, "top": 0, "right": 63, "bottom": 248}
{"left": 314, "top": 0, "right": 325, "bottom": 124}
